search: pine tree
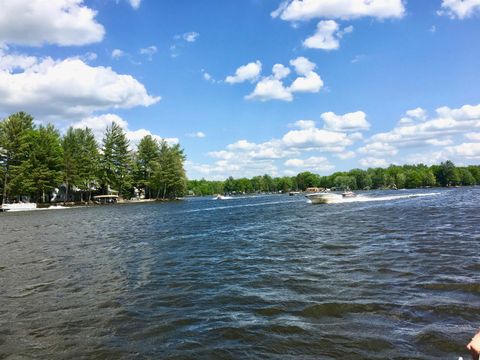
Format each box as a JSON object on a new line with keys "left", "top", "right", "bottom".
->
{"left": 0, "top": 112, "right": 35, "bottom": 203}
{"left": 100, "top": 122, "right": 132, "bottom": 198}
{"left": 28, "top": 125, "right": 63, "bottom": 203}
{"left": 135, "top": 135, "right": 160, "bottom": 199}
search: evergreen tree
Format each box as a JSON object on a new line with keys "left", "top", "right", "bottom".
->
{"left": 100, "top": 122, "right": 132, "bottom": 197}
{"left": 0, "top": 112, "right": 35, "bottom": 202}
{"left": 28, "top": 125, "right": 64, "bottom": 202}
{"left": 135, "top": 135, "right": 160, "bottom": 199}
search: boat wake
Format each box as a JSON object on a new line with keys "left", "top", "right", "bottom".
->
{"left": 323, "top": 192, "right": 441, "bottom": 204}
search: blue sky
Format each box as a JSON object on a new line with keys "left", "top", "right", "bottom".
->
{"left": 0, "top": 0, "right": 479, "bottom": 179}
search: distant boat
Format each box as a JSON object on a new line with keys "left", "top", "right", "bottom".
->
{"left": 342, "top": 191, "right": 357, "bottom": 198}
{"left": 289, "top": 191, "right": 301, "bottom": 196}
{"left": 1, "top": 202, "right": 37, "bottom": 212}
{"left": 213, "top": 194, "right": 232, "bottom": 200}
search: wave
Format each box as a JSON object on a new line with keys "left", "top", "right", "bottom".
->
{"left": 324, "top": 192, "right": 441, "bottom": 204}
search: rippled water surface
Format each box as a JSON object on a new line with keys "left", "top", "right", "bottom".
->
{"left": 1, "top": 188, "right": 480, "bottom": 359}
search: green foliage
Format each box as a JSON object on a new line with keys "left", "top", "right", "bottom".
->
{"left": 0, "top": 113, "right": 188, "bottom": 203}
{"left": 0, "top": 112, "right": 35, "bottom": 202}
{"left": 186, "top": 160, "right": 480, "bottom": 196}
{"left": 100, "top": 122, "right": 133, "bottom": 197}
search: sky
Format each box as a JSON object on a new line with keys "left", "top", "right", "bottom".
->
{"left": 0, "top": 0, "right": 479, "bottom": 180}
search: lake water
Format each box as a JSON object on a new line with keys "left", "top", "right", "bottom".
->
{"left": 1, "top": 188, "right": 480, "bottom": 359}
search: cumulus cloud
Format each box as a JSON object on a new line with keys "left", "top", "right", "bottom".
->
{"left": 246, "top": 78, "right": 293, "bottom": 101}
{"left": 0, "top": 52, "right": 160, "bottom": 121}
{"left": 111, "top": 49, "right": 126, "bottom": 59}
{"left": 186, "top": 131, "right": 206, "bottom": 138}
{"left": 282, "top": 127, "right": 352, "bottom": 150}
{"left": 72, "top": 113, "right": 178, "bottom": 148}
{"left": 321, "top": 111, "right": 370, "bottom": 131}
{"left": 292, "top": 120, "right": 316, "bottom": 129}
{"left": 244, "top": 57, "right": 324, "bottom": 102}
{"left": 447, "top": 142, "right": 480, "bottom": 159}
{"left": 284, "top": 156, "right": 334, "bottom": 172}
{"left": 369, "top": 104, "right": 480, "bottom": 148}
{"left": 359, "top": 157, "right": 389, "bottom": 168}
{"left": 271, "top": 0, "right": 405, "bottom": 21}
{"left": 0, "top": 0, "right": 105, "bottom": 47}
{"left": 128, "top": 0, "right": 142, "bottom": 9}
{"left": 358, "top": 142, "right": 398, "bottom": 156}
{"left": 438, "top": 0, "right": 480, "bottom": 19}
{"left": 183, "top": 32, "right": 200, "bottom": 42}
{"left": 225, "top": 61, "right": 262, "bottom": 84}
{"left": 303, "top": 20, "right": 353, "bottom": 50}
{"left": 187, "top": 118, "right": 362, "bottom": 179}
{"left": 272, "top": 64, "right": 291, "bottom": 79}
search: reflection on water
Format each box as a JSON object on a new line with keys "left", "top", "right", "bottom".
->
{"left": 1, "top": 188, "right": 480, "bottom": 359}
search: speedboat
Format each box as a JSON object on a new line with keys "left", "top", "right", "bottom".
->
{"left": 1, "top": 202, "right": 37, "bottom": 212}
{"left": 305, "top": 192, "right": 340, "bottom": 204}
{"left": 213, "top": 194, "right": 232, "bottom": 200}
{"left": 342, "top": 191, "right": 357, "bottom": 198}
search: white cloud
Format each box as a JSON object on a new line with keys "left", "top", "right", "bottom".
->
{"left": 284, "top": 156, "right": 335, "bottom": 172}
{"left": 225, "top": 61, "right": 262, "bottom": 84}
{"left": 289, "top": 71, "right": 324, "bottom": 93}
{"left": 447, "top": 142, "right": 480, "bottom": 159}
{"left": 406, "top": 107, "right": 427, "bottom": 120}
{"left": 227, "top": 140, "right": 258, "bottom": 151}
{"left": 0, "top": 52, "right": 160, "bottom": 121}
{"left": 111, "top": 49, "right": 125, "bottom": 59}
{"left": 139, "top": 45, "right": 157, "bottom": 60}
{"left": 128, "top": 0, "right": 142, "bottom": 9}
{"left": 272, "top": 64, "right": 291, "bottom": 79}
{"left": 465, "top": 132, "right": 480, "bottom": 141}
{"left": 369, "top": 104, "right": 480, "bottom": 148}
{"left": 272, "top": 0, "right": 405, "bottom": 21}
{"left": 282, "top": 127, "right": 352, "bottom": 150}
{"left": 293, "top": 120, "right": 316, "bottom": 129}
{"left": 183, "top": 32, "right": 199, "bottom": 42}
{"left": 187, "top": 131, "right": 206, "bottom": 138}
{"left": 438, "top": 0, "right": 480, "bottom": 19}
{"left": 0, "top": 0, "right": 105, "bottom": 47}
{"left": 289, "top": 56, "right": 316, "bottom": 75}
{"left": 246, "top": 78, "right": 293, "bottom": 101}
{"left": 0, "top": 51, "right": 37, "bottom": 72}
{"left": 358, "top": 142, "right": 398, "bottom": 156}
{"left": 303, "top": 20, "right": 353, "bottom": 50}
{"left": 359, "top": 157, "right": 389, "bottom": 168}
{"left": 244, "top": 57, "right": 324, "bottom": 101}
{"left": 321, "top": 111, "right": 370, "bottom": 131}
{"left": 72, "top": 113, "right": 178, "bottom": 148}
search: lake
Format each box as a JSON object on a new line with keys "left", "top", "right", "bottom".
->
{"left": 1, "top": 188, "right": 479, "bottom": 359}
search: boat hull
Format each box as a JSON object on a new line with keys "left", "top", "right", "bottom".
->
{"left": 1, "top": 203, "right": 37, "bottom": 212}
{"left": 305, "top": 193, "right": 340, "bottom": 204}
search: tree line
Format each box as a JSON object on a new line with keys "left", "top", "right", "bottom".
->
{"left": 188, "top": 162, "right": 480, "bottom": 196}
{"left": 0, "top": 112, "right": 187, "bottom": 203}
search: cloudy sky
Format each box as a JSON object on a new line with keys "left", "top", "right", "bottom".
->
{"left": 0, "top": 0, "right": 479, "bottom": 179}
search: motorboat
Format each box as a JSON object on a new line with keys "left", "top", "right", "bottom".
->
{"left": 1, "top": 202, "right": 37, "bottom": 212}
{"left": 213, "top": 194, "right": 232, "bottom": 200}
{"left": 342, "top": 191, "right": 357, "bottom": 198}
{"left": 305, "top": 192, "right": 340, "bottom": 204}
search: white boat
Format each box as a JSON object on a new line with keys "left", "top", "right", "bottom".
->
{"left": 342, "top": 191, "right": 357, "bottom": 198}
{"left": 305, "top": 192, "right": 340, "bottom": 204}
{"left": 213, "top": 194, "right": 233, "bottom": 200}
{"left": 1, "top": 202, "right": 37, "bottom": 212}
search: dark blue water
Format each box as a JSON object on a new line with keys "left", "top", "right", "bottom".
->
{"left": 1, "top": 188, "right": 480, "bottom": 359}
